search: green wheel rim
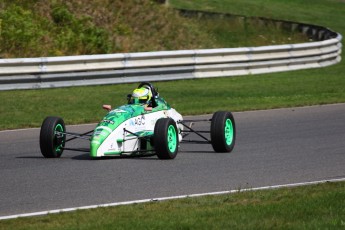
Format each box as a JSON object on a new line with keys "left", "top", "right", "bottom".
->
{"left": 54, "top": 124, "right": 64, "bottom": 153}
{"left": 167, "top": 125, "right": 177, "bottom": 153}
{"left": 225, "top": 119, "right": 234, "bottom": 145}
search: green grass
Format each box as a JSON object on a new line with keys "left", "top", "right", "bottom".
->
{"left": 1, "top": 0, "right": 344, "bottom": 130}
{"left": 170, "top": 0, "right": 345, "bottom": 32}
{"left": 177, "top": 9, "right": 309, "bottom": 48}
{"left": 169, "top": 0, "right": 345, "bottom": 67}
{"left": 1, "top": 181, "right": 344, "bottom": 229}
{"left": 1, "top": 65, "right": 344, "bottom": 130}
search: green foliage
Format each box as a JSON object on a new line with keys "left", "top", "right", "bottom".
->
{"left": 51, "top": 5, "right": 74, "bottom": 25}
{"left": 0, "top": 0, "right": 309, "bottom": 58}
{"left": 0, "top": 4, "right": 45, "bottom": 55}
{"left": 49, "top": 3, "right": 112, "bottom": 55}
{"left": 0, "top": 0, "right": 216, "bottom": 58}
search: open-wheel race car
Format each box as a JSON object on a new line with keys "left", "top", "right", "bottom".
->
{"left": 39, "top": 82, "right": 236, "bottom": 159}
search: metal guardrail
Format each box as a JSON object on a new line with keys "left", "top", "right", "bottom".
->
{"left": 0, "top": 11, "right": 342, "bottom": 91}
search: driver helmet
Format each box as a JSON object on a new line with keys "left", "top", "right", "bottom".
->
{"left": 131, "top": 87, "right": 152, "bottom": 104}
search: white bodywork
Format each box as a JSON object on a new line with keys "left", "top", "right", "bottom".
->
{"left": 92, "top": 108, "right": 183, "bottom": 157}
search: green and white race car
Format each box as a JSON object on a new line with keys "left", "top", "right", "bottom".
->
{"left": 39, "top": 82, "right": 236, "bottom": 159}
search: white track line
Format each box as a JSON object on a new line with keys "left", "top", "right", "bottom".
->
{"left": 1, "top": 177, "right": 345, "bottom": 221}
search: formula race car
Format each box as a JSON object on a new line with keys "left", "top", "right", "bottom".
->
{"left": 39, "top": 82, "right": 236, "bottom": 159}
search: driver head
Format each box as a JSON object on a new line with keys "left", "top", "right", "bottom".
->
{"left": 131, "top": 87, "right": 152, "bottom": 104}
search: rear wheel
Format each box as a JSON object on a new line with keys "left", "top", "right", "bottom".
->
{"left": 211, "top": 111, "right": 236, "bottom": 153}
{"left": 154, "top": 118, "right": 178, "bottom": 159}
{"left": 40, "top": 117, "right": 66, "bottom": 158}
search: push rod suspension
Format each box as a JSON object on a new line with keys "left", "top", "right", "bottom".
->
{"left": 56, "top": 130, "right": 94, "bottom": 142}
{"left": 179, "top": 122, "right": 211, "bottom": 143}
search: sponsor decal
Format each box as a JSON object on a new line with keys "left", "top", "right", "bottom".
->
{"left": 91, "top": 140, "right": 101, "bottom": 145}
{"left": 97, "top": 126, "right": 113, "bottom": 133}
{"left": 129, "top": 116, "right": 146, "bottom": 127}
{"left": 113, "top": 109, "right": 127, "bottom": 113}
{"left": 92, "top": 126, "right": 113, "bottom": 137}
{"left": 134, "top": 116, "right": 145, "bottom": 126}
{"left": 107, "top": 143, "right": 117, "bottom": 152}
{"left": 109, "top": 109, "right": 127, "bottom": 115}
{"left": 93, "top": 131, "right": 102, "bottom": 136}
{"left": 102, "top": 119, "right": 115, "bottom": 125}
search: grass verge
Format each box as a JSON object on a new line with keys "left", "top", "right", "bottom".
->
{"left": 0, "top": 181, "right": 344, "bottom": 229}
{"left": 1, "top": 0, "right": 344, "bottom": 130}
{"left": 1, "top": 65, "right": 344, "bottom": 130}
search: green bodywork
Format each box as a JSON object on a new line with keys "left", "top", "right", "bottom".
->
{"left": 90, "top": 97, "right": 171, "bottom": 157}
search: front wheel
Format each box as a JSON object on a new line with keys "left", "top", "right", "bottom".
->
{"left": 154, "top": 118, "right": 178, "bottom": 159}
{"left": 211, "top": 111, "right": 236, "bottom": 153}
{"left": 40, "top": 116, "right": 66, "bottom": 158}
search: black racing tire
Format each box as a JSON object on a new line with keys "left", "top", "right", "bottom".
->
{"left": 40, "top": 116, "right": 66, "bottom": 158}
{"left": 154, "top": 118, "right": 178, "bottom": 159}
{"left": 210, "top": 111, "right": 236, "bottom": 153}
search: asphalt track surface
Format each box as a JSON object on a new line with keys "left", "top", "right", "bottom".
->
{"left": 0, "top": 104, "right": 344, "bottom": 217}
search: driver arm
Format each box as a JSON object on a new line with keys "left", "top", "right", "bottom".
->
{"left": 102, "top": 104, "right": 112, "bottom": 111}
{"left": 144, "top": 100, "right": 153, "bottom": 111}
